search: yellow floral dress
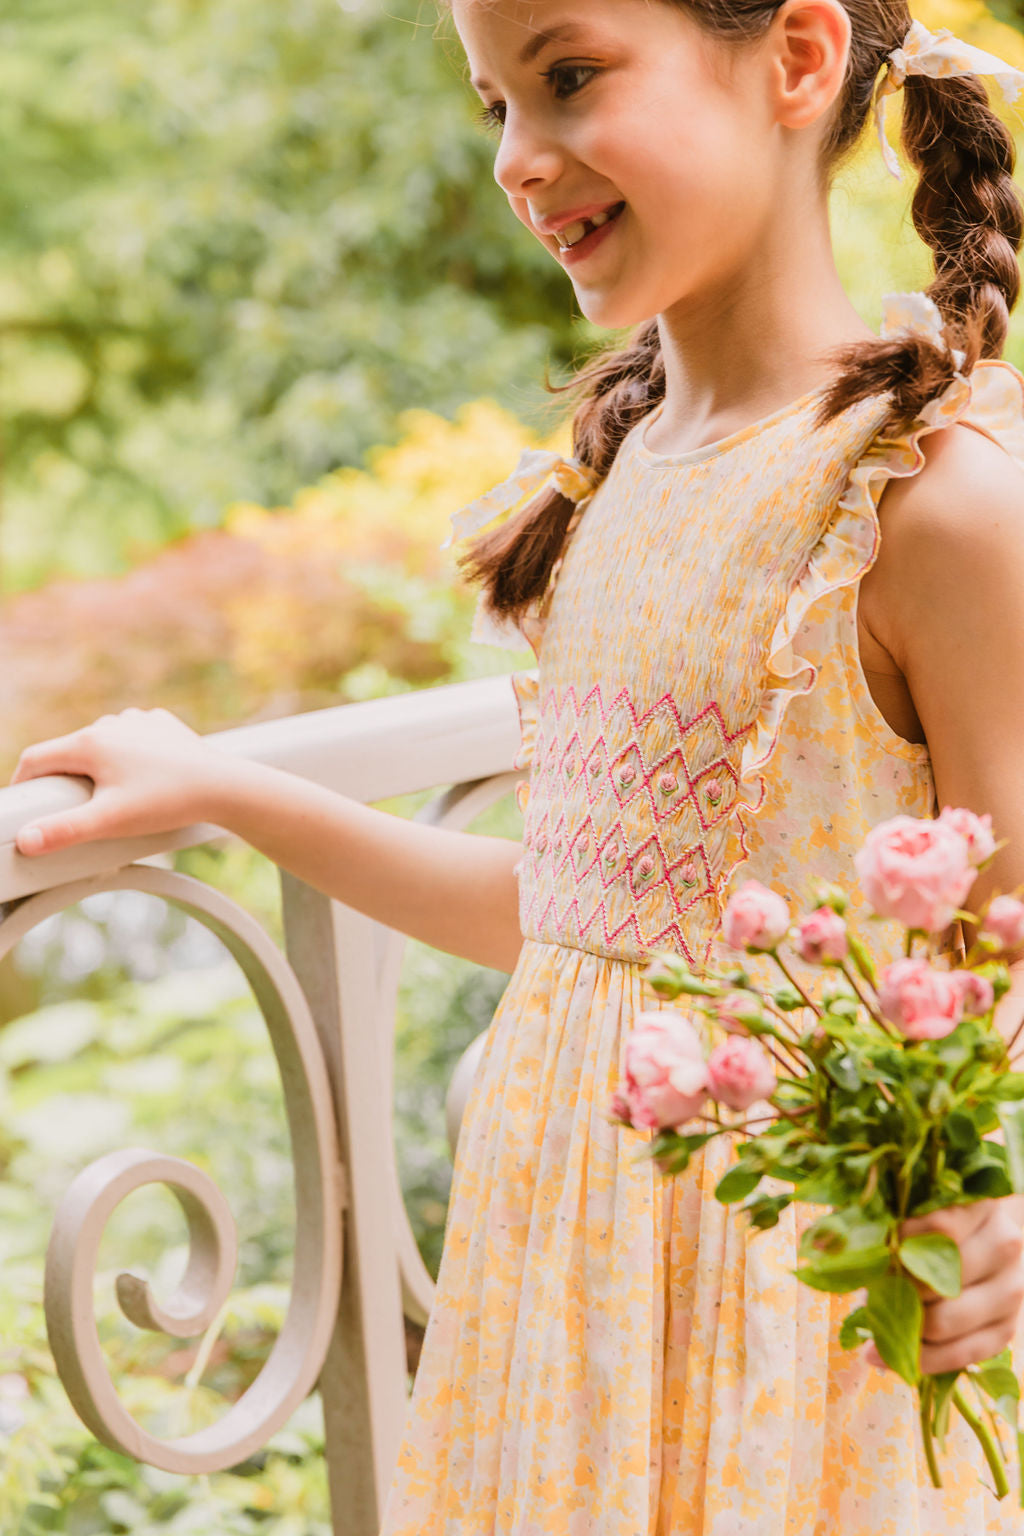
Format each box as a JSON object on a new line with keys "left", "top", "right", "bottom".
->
{"left": 380, "top": 294, "right": 1024, "bottom": 1536}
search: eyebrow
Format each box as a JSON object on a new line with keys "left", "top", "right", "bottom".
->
{"left": 470, "top": 23, "right": 596, "bottom": 92}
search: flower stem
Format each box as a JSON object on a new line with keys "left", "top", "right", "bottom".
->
{"left": 770, "top": 952, "right": 821, "bottom": 1016}
{"left": 953, "top": 1385, "right": 1009, "bottom": 1499}
{"left": 920, "top": 1379, "right": 943, "bottom": 1489}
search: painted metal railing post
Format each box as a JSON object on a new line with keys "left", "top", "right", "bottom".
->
{"left": 279, "top": 874, "right": 409, "bottom": 1536}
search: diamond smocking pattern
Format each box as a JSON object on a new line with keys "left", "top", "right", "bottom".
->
{"left": 516, "top": 680, "right": 758, "bottom": 963}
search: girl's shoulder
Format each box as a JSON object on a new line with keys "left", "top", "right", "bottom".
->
{"left": 862, "top": 359, "right": 1024, "bottom": 607}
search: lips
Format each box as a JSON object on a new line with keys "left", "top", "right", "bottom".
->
{"left": 550, "top": 201, "right": 625, "bottom": 250}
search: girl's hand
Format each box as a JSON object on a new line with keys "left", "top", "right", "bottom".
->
{"left": 864, "top": 1197, "right": 1024, "bottom": 1374}
{"left": 9, "top": 708, "right": 224, "bottom": 856}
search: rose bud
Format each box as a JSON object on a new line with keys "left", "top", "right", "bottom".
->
{"left": 938, "top": 806, "right": 997, "bottom": 868}
{"left": 981, "top": 895, "right": 1024, "bottom": 953}
{"left": 609, "top": 1091, "right": 633, "bottom": 1126}
{"left": 877, "top": 958, "right": 964, "bottom": 1041}
{"left": 715, "top": 991, "right": 765, "bottom": 1035}
{"left": 808, "top": 879, "right": 849, "bottom": 916}
{"left": 951, "top": 969, "right": 995, "bottom": 1019}
{"left": 706, "top": 1037, "right": 777, "bottom": 1112}
{"left": 794, "top": 907, "right": 848, "bottom": 965}
{"left": 721, "top": 881, "right": 790, "bottom": 952}
{"left": 622, "top": 1009, "right": 709, "bottom": 1131}
{"left": 641, "top": 954, "right": 692, "bottom": 999}
{"left": 854, "top": 815, "right": 974, "bottom": 933}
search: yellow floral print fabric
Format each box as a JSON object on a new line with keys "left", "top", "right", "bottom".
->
{"left": 380, "top": 308, "right": 1024, "bottom": 1535}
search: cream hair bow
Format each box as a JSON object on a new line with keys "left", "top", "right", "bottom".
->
{"left": 874, "top": 19, "right": 1024, "bottom": 180}
{"left": 442, "top": 446, "right": 600, "bottom": 649}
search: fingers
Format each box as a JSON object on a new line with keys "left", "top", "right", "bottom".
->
{"left": 10, "top": 729, "right": 100, "bottom": 787}
{"left": 956, "top": 1202, "right": 1024, "bottom": 1290}
{"left": 15, "top": 801, "right": 113, "bottom": 857}
{"left": 920, "top": 1308, "right": 1021, "bottom": 1376}
{"left": 901, "top": 1202, "right": 991, "bottom": 1244}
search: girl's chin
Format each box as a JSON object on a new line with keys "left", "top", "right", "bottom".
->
{"left": 572, "top": 289, "right": 661, "bottom": 331}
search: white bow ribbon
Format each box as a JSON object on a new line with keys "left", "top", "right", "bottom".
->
{"left": 874, "top": 19, "right": 1024, "bottom": 180}
{"left": 442, "top": 447, "right": 600, "bottom": 649}
{"left": 440, "top": 447, "right": 599, "bottom": 551}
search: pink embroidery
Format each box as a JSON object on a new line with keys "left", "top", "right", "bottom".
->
{"left": 517, "top": 681, "right": 756, "bottom": 962}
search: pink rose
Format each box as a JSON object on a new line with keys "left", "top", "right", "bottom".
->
{"left": 854, "top": 815, "right": 975, "bottom": 933}
{"left": 721, "top": 880, "right": 790, "bottom": 952}
{"left": 621, "top": 1009, "right": 709, "bottom": 1131}
{"left": 715, "top": 991, "right": 764, "bottom": 1035}
{"left": 706, "top": 1037, "right": 777, "bottom": 1112}
{"left": 939, "top": 806, "right": 997, "bottom": 868}
{"left": 878, "top": 958, "right": 964, "bottom": 1041}
{"left": 951, "top": 969, "right": 995, "bottom": 1019}
{"left": 794, "top": 907, "right": 848, "bottom": 965}
{"left": 982, "top": 895, "right": 1024, "bottom": 952}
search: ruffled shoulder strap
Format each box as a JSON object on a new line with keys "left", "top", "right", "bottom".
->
{"left": 730, "top": 289, "right": 1024, "bottom": 872}
{"left": 441, "top": 446, "right": 600, "bottom": 652}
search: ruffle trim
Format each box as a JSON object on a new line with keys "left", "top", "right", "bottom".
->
{"left": 724, "top": 291, "right": 1024, "bottom": 894}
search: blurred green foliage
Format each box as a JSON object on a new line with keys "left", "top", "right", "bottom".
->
{"left": 0, "top": 0, "right": 585, "bottom": 591}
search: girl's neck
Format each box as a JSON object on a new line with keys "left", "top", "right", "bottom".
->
{"left": 646, "top": 205, "right": 877, "bottom": 460}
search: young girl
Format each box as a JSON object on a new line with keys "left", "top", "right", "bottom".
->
{"left": 13, "top": 0, "right": 1024, "bottom": 1528}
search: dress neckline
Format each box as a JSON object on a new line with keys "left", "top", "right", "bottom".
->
{"left": 635, "top": 381, "right": 833, "bottom": 469}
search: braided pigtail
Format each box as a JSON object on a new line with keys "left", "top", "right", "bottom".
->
{"left": 456, "top": 322, "right": 666, "bottom": 623}
{"left": 817, "top": 51, "right": 1023, "bottom": 433}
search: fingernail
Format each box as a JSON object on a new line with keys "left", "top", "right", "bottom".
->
{"left": 18, "top": 827, "right": 43, "bottom": 855}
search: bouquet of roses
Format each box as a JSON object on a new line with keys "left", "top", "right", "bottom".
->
{"left": 611, "top": 808, "right": 1024, "bottom": 1500}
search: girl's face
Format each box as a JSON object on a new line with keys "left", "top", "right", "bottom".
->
{"left": 452, "top": 0, "right": 804, "bottom": 330}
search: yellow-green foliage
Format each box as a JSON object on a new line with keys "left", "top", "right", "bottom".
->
{"left": 831, "top": 0, "right": 1024, "bottom": 369}
{"left": 0, "top": 400, "right": 558, "bottom": 772}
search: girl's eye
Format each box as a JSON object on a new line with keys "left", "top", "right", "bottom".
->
{"left": 545, "top": 63, "right": 598, "bottom": 100}
{"left": 473, "top": 62, "right": 598, "bottom": 136}
{"left": 475, "top": 101, "right": 506, "bottom": 135}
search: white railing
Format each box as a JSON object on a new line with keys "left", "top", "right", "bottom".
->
{"left": 0, "top": 672, "right": 528, "bottom": 1536}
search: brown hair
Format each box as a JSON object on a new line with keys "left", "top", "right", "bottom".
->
{"left": 450, "top": 0, "right": 1023, "bottom": 628}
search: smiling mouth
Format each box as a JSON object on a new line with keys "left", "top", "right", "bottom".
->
{"left": 555, "top": 202, "right": 626, "bottom": 250}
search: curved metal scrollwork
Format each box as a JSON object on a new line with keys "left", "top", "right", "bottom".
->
{"left": 0, "top": 864, "right": 344, "bottom": 1474}
{"left": 373, "top": 770, "right": 524, "bottom": 1329}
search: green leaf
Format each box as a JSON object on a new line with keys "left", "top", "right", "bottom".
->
{"left": 772, "top": 984, "right": 805, "bottom": 1012}
{"left": 963, "top": 1161, "right": 1014, "bottom": 1199}
{"left": 796, "top": 1247, "right": 891, "bottom": 1294}
{"left": 742, "top": 1192, "right": 792, "bottom": 1231}
{"left": 838, "top": 1304, "right": 871, "bottom": 1350}
{"left": 793, "top": 1169, "right": 850, "bottom": 1206}
{"left": 824, "top": 1051, "right": 863, "bottom": 1092}
{"left": 930, "top": 1370, "right": 960, "bottom": 1445}
{"left": 998, "top": 1102, "right": 1024, "bottom": 1195}
{"left": 715, "top": 1164, "right": 763, "bottom": 1204}
{"left": 866, "top": 1272, "right": 922, "bottom": 1387}
{"left": 898, "top": 1233, "right": 961, "bottom": 1298}
{"left": 970, "top": 1352, "right": 1021, "bottom": 1427}
{"left": 944, "top": 1111, "right": 980, "bottom": 1153}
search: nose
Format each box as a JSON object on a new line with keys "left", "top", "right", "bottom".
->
{"left": 492, "top": 108, "right": 564, "bottom": 200}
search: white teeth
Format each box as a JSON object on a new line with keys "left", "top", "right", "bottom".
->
{"left": 556, "top": 219, "right": 588, "bottom": 250}
{"left": 554, "top": 204, "right": 622, "bottom": 250}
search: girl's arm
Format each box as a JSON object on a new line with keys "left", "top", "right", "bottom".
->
{"left": 859, "top": 420, "right": 1024, "bottom": 1375}
{"left": 9, "top": 709, "right": 525, "bottom": 974}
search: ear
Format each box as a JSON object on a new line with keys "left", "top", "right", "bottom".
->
{"left": 769, "top": 0, "right": 852, "bottom": 131}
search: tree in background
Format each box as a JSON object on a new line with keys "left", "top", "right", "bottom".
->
{"left": 0, "top": 0, "right": 584, "bottom": 590}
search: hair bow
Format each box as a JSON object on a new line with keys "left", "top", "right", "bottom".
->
{"left": 442, "top": 446, "right": 600, "bottom": 649}
{"left": 874, "top": 19, "right": 1024, "bottom": 180}
{"left": 440, "top": 447, "right": 599, "bottom": 553}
